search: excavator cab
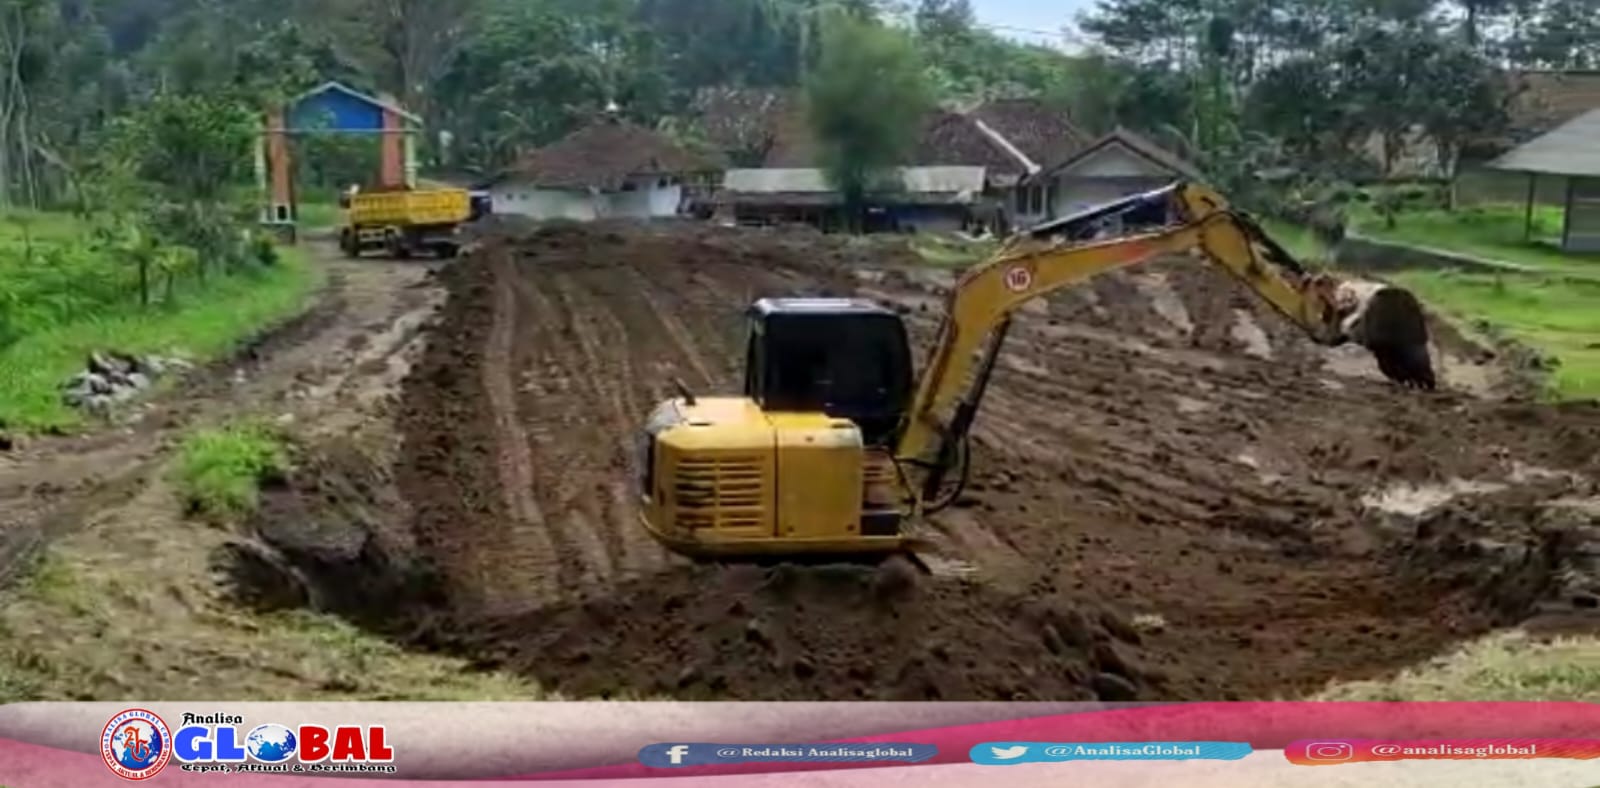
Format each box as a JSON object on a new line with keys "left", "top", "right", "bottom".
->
{"left": 636, "top": 298, "right": 917, "bottom": 559}
{"left": 742, "top": 299, "right": 914, "bottom": 447}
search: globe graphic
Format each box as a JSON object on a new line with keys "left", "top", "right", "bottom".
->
{"left": 113, "top": 722, "right": 162, "bottom": 770}
{"left": 246, "top": 724, "right": 298, "bottom": 763}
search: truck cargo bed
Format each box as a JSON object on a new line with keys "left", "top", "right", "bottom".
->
{"left": 348, "top": 188, "right": 471, "bottom": 227}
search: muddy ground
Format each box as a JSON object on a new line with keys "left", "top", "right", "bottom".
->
{"left": 226, "top": 222, "right": 1600, "bottom": 702}
{"left": 225, "top": 219, "right": 1600, "bottom": 701}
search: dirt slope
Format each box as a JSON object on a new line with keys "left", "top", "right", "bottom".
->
{"left": 356, "top": 221, "right": 1600, "bottom": 701}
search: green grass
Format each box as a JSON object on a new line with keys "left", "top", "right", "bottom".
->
{"left": 298, "top": 201, "right": 341, "bottom": 230}
{"left": 1392, "top": 269, "right": 1600, "bottom": 399}
{"left": 1258, "top": 217, "right": 1331, "bottom": 264}
{"left": 1318, "top": 631, "right": 1600, "bottom": 701}
{"left": 0, "top": 245, "right": 320, "bottom": 432}
{"left": 909, "top": 234, "right": 999, "bottom": 267}
{"left": 1353, "top": 203, "right": 1600, "bottom": 279}
{"left": 172, "top": 421, "right": 290, "bottom": 518}
{"left": 0, "top": 212, "right": 137, "bottom": 347}
{"left": 0, "top": 209, "right": 86, "bottom": 247}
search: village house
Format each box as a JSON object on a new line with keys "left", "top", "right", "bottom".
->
{"left": 701, "top": 90, "right": 1090, "bottom": 232}
{"left": 1019, "top": 127, "right": 1207, "bottom": 226}
{"left": 486, "top": 114, "right": 722, "bottom": 222}
{"left": 1371, "top": 69, "right": 1600, "bottom": 181}
{"left": 716, "top": 166, "right": 988, "bottom": 232}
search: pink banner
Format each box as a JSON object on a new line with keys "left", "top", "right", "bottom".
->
{"left": 5, "top": 702, "right": 1600, "bottom": 785}
{"left": 518, "top": 702, "right": 1600, "bottom": 780}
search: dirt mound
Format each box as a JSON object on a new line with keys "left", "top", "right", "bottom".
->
{"left": 223, "top": 439, "right": 440, "bottom": 628}
{"left": 454, "top": 563, "right": 1157, "bottom": 701}
{"left": 242, "top": 220, "right": 1600, "bottom": 701}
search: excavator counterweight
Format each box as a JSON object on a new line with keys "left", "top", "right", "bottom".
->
{"left": 637, "top": 182, "right": 1436, "bottom": 561}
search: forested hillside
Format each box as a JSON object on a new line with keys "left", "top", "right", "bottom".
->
{"left": 3, "top": 0, "right": 1596, "bottom": 208}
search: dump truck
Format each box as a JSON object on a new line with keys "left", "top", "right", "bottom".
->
{"left": 338, "top": 186, "right": 472, "bottom": 259}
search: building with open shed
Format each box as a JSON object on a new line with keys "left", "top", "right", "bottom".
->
{"left": 1488, "top": 107, "right": 1600, "bottom": 253}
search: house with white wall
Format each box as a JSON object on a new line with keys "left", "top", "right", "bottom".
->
{"left": 717, "top": 166, "right": 988, "bottom": 232}
{"left": 728, "top": 93, "right": 1088, "bottom": 233}
{"left": 1017, "top": 128, "right": 1206, "bottom": 227}
{"left": 487, "top": 115, "right": 721, "bottom": 221}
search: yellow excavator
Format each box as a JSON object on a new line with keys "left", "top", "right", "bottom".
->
{"left": 637, "top": 181, "right": 1436, "bottom": 561}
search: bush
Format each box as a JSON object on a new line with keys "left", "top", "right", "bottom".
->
{"left": 173, "top": 422, "right": 289, "bottom": 518}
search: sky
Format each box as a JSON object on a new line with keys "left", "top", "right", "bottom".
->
{"left": 970, "top": 0, "right": 1096, "bottom": 48}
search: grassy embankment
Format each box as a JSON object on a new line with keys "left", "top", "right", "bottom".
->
{"left": 1319, "top": 631, "right": 1600, "bottom": 702}
{"left": 0, "top": 210, "right": 320, "bottom": 432}
{"left": 1349, "top": 204, "right": 1600, "bottom": 400}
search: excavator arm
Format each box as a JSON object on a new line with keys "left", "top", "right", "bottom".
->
{"left": 894, "top": 181, "right": 1436, "bottom": 503}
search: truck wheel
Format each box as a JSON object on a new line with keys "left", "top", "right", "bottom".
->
{"left": 340, "top": 230, "right": 359, "bottom": 258}
{"left": 385, "top": 233, "right": 411, "bottom": 260}
{"left": 437, "top": 244, "right": 459, "bottom": 259}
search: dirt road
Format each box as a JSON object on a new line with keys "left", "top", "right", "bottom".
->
{"left": 362, "top": 221, "right": 1600, "bottom": 701}
{"left": 0, "top": 244, "right": 439, "bottom": 581}
{"left": 0, "top": 240, "right": 551, "bottom": 702}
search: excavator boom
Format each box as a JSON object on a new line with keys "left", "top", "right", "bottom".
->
{"left": 895, "top": 182, "right": 1436, "bottom": 484}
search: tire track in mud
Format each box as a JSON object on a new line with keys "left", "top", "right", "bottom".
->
{"left": 478, "top": 251, "right": 564, "bottom": 608}
{"left": 550, "top": 272, "right": 657, "bottom": 579}
{"left": 507, "top": 268, "right": 615, "bottom": 592}
{"left": 625, "top": 266, "right": 720, "bottom": 389}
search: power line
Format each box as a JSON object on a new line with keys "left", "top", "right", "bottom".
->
{"left": 970, "top": 19, "right": 1092, "bottom": 50}
{"left": 975, "top": 21, "right": 1069, "bottom": 37}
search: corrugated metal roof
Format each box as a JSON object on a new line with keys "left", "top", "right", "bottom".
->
{"left": 724, "top": 168, "right": 831, "bottom": 192}
{"left": 901, "top": 166, "right": 988, "bottom": 193}
{"left": 1490, "top": 108, "right": 1600, "bottom": 176}
{"left": 723, "top": 166, "right": 987, "bottom": 195}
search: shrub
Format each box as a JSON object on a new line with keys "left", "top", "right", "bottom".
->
{"left": 173, "top": 422, "right": 289, "bottom": 519}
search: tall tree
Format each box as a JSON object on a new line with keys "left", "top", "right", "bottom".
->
{"left": 804, "top": 13, "right": 933, "bottom": 230}
{"left": 914, "top": 0, "right": 974, "bottom": 41}
{"left": 0, "top": 0, "right": 54, "bottom": 207}
{"left": 329, "top": 0, "right": 480, "bottom": 119}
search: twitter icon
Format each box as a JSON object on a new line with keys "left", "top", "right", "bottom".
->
{"left": 971, "top": 742, "right": 1045, "bottom": 765}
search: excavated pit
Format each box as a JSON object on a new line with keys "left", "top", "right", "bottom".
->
{"left": 240, "top": 220, "right": 1600, "bottom": 701}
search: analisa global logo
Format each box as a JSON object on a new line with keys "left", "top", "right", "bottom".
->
{"left": 101, "top": 709, "right": 173, "bottom": 781}
{"left": 102, "top": 710, "right": 396, "bottom": 780}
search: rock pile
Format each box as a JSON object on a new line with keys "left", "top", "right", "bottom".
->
{"left": 62, "top": 351, "right": 193, "bottom": 413}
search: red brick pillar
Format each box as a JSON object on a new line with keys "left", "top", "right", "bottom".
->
{"left": 380, "top": 108, "right": 405, "bottom": 189}
{"left": 265, "top": 109, "right": 294, "bottom": 222}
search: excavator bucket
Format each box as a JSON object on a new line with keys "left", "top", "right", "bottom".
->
{"left": 1340, "top": 284, "right": 1437, "bottom": 390}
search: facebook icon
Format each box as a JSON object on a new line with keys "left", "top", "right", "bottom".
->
{"left": 639, "top": 743, "right": 705, "bottom": 768}
{"left": 639, "top": 742, "right": 938, "bottom": 768}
